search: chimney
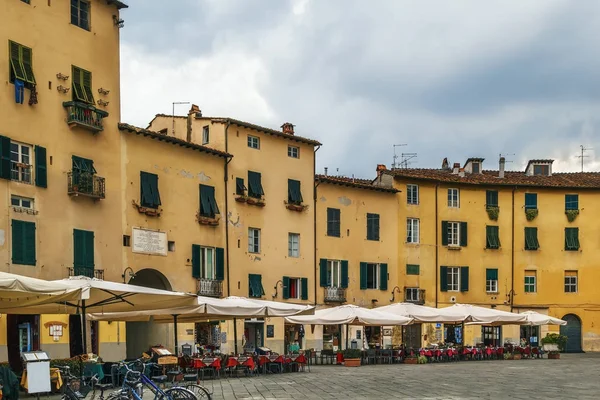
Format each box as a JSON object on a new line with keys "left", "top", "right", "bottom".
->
{"left": 324, "top": 167, "right": 328, "bottom": 176}
{"left": 281, "top": 122, "right": 295, "bottom": 135}
{"left": 452, "top": 163, "right": 460, "bottom": 174}
{"left": 186, "top": 106, "right": 199, "bottom": 142}
{"left": 458, "top": 168, "right": 465, "bottom": 178}
{"left": 376, "top": 164, "right": 387, "bottom": 177}
{"left": 499, "top": 157, "right": 505, "bottom": 178}
{"left": 442, "top": 158, "right": 449, "bottom": 170}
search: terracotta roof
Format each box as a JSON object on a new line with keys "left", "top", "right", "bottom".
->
{"left": 118, "top": 123, "right": 232, "bottom": 158}
{"left": 316, "top": 175, "right": 400, "bottom": 193}
{"left": 151, "top": 114, "right": 322, "bottom": 146}
{"left": 385, "top": 168, "right": 600, "bottom": 189}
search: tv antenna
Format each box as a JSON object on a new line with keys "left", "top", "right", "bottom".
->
{"left": 499, "top": 153, "right": 515, "bottom": 165}
{"left": 400, "top": 153, "right": 417, "bottom": 169}
{"left": 172, "top": 101, "right": 190, "bottom": 135}
{"left": 576, "top": 145, "right": 593, "bottom": 172}
{"left": 392, "top": 144, "right": 407, "bottom": 169}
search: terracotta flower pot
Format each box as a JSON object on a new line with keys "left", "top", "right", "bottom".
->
{"left": 404, "top": 357, "right": 418, "bottom": 364}
{"left": 344, "top": 358, "right": 361, "bottom": 367}
{"left": 548, "top": 353, "right": 560, "bottom": 359}
{"left": 513, "top": 353, "right": 522, "bottom": 360}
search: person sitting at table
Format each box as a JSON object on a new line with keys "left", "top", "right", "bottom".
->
{"left": 289, "top": 341, "right": 300, "bottom": 353}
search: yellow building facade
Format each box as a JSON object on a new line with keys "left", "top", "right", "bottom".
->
{"left": 0, "top": 0, "right": 127, "bottom": 365}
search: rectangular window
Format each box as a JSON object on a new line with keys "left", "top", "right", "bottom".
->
{"left": 486, "top": 190, "right": 498, "bottom": 209}
{"left": 472, "top": 162, "right": 481, "bottom": 174}
{"left": 327, "top": 208, "right": 341, "bottom": 237}
{"left": 524, "top": 227, "right": 540, "bottom": 250}
{"left": 564, "top": 271, "right": 577, "bottom": 293}
{"left": 199, "top": 247, "right": 215, "bottom": 279}
{"left": 366, "top": 213, "right": 380, "bottom": 241}
{"left": 287, "top": 179, "right": 303, "bottom": 204}
{"left": 202, "top": 126, "right": 209, "bottom": 144}
{"left": 71, "top": 0, "right": 90, "bottom": 31}
{"left": 327, "top": 260, "right": 341, "bottom": 287}
{"left": 406, "top": 218, "right": 419, "bottom": 244}
{"left": 236, "top": 177, "right": 247, "bottom": 196}
{"left": 248, "top": 228, "right": 260, "bottom": 253}
{"left": 486, "top": 226, "right": 500, "bottom": 249}
{"left": 448, "top": 188, "right": 459, "bottom": 208}
{"left": 249, "top": 274, "right": 264, "bottom": 298}
{"left": 447, "top": 267, "right": 460, "bottom": 292}
{"left": 448, "top": 221, "right": 460, "bottom": 246}
{"left": 288, "top": 278, "right": 301, "bottom": 299}
{"left": 72, "top": 66, "right": 94, "bottom": 104}
{"left": 10, "top": 141, "right": 32, "bottom": 183}
{"left": 122, "top": 235, "right": 130, "bottom": 247}
{"left": 406, "top": 264, "right": 420, "bottom": 275}
{"left": 565, "top": 194, "right": 579, "bottom": 211}
{"left": 407, "top": 184, "right": 419, "bottom": 205}
{"left": 247, "top": 171, "right": 264, "bottom": 198}
{"left": 405, "top": 288, "right": 421, "bottom": 302}
{"left": 73, "top": 229, "right": 94, "bottom": 275}
{"left": 140, "top": 171, "right": 161, "bottom": 209}
{"left": 288, "top": 233, "right": 299, "bottom": 258}
{"left": 486, "top": 268, "right": 498, "bottom": 293}
{"left": 247, "top": 135, "right": 260, "bottom": 149}
{"left": 199, "top": 184, "right": 220, "bottom": 218}
{"left": 288, "top": 145, "right": 299, "bottom": 158}
{"left": 565, "top": 227, "right": 580, "bottom": 251}
{"left": 524, "top": 271, "right": 537, "bottom": 293}
{"left": 533, "top": 164, "right": 549, "bottom": 176}
{"left": 366, "top": 263, "right": 379, "bottom": 289}
{"left": 12, "top": 220, "right": 35, "bottom": 266}
{"left": 11, "top": 195, "right": 33, "bottom": 209}
{"left": 8, "top": 41, "right": 35, "bottom": 85}
{"left": 525, "top": 193, "right": 537, "bottom": 210}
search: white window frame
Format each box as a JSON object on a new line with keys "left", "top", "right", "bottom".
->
{"left": 448, "top": 188, "right": 459, "bottom": 208}
{"left": 524, "top": 273, "right": 537, "bottom": 293}
{"left": 564, "top": 274, "right": 577, "bottom": 293}
{"left": 202, "top": 125, "right": 209, "bottom": 144}
{"left": 11, "top": 195, "right": 33, "bottom": 209}
{"left": 486, "top": 278, "right": 498, "bottom": 293}
{"left": 448, "top": 221, "right": 460, "bottom": 247}
{"left": 10, "top": 141, "right": 32, "bottom": 184}
{"left": 288, "top": 145, "right": 299, "bottom": 159}
{"left": 248, "top": 135, "right": 260, "bottom": 149}
{"left": 366, "top": 263, "right": 380, "bottom": 290}
{"left": 407, "top": 184, "right": 419, "bottom": 205}
{"left": 327, "top": 260, "right": 341, "bottom": 288}
{"left": 405, "top": 287, "right": 420, "bottom": 302}
{"left": 406, "top": 218, "right": 419, "bottom": 244}
{"left": 448, "top": 267, "right": 460, "bottom": 292}
{"left": 288, "top": 277, "right": 301, "bottom": 299}
{"left": 248, "top": 227, "right": 261, "bottom": 253}
{"left": 200, "top": 246, "right": 215, "bottom": 280}
{"left": 288, "top": 233, "right": 300, "bottom": 258}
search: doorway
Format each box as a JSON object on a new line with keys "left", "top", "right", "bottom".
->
{"left": 69, "top": 315, "right": 84, "bottom": 357}
{"left": 560, "top": 314, "right": 582, "bottom": 353}
{"left": 7, "top": 314, "right": 40, "bottom": 372}
{"left": 402, "top": 324, "right": 422, "bottom": 350}
{"left": 243, "top": 320, "right": 264, "bottom": 353}
{"left": 482, "top": 326, "right": 502, "bottom": 346}
{"left": 520, "top": 326, "right": 540, "bottom": 347}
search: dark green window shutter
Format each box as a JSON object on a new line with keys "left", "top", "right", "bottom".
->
{"left": 248, "top": 171, "right": 264, "bottom": 198}
{"left": 215, "top": 247, "right": 225, "bottom": 280}
{"left": 85, "top": 231, "right": 94, "bottom": 268}
{"left": 34, "top": 146, "right": 47, "bottom": 188}
{"left": 72, "top": 66, "right": 86, "bottom": 103}
{"left": 199, "top": 185, "right": 219, "bottom": 217}
{"left": 379, "top": 263, "right": 388, "bottom": 291}
{"left": 565, "top": 194, "right": 579, "bottom": 211}
{"left": 73, "top": 229, "right": 93, "bottom": 273}
{"left": 191, "top": 244, "right": 201, "bottom": 278}
{"left": 82, "top": 69, "right": 94, "bottom": 105}
{"left": 327, "top": 208, "right": 341, "bottom": 237}
{"left": 525, "top": 227, "right": 539, "bottom": 250}
{"left": 441, "top": 221, "right": 448, "bottom": 246}
{"left": 486, "top": 268, "right": 498, "bottom": 281}
{"left": 319, "top": 259, "right": 328, "bottom": 287}
{"left": 460, "top": 222, "right": 468, "bottom": 246}
{"left": 287, "top": 179, "right": 303, "bottom": 204}
{"left": 359, "top": 262, "right": 367, "bottom": 290}
{"left": 12, "top": 220, "right": 35, "bottom": 266}
{"left": 236, "top": 178, "right": 246, "bottom": 195}
{"left": 486, "top": 190, "right": 498, "bottom": 208}
{"left": 301, "top": 278, "right": 308, "bottom": 300}
{"left": 21, "top": 46, "right": 35, "bottom": 84}
{"left": 341, "top": 260, "right": 349, "bottom": 288}
{"left": 460, "top": 266, "right": 469, "bottom": 292}
{"left": 525, "top": 193, "right": 537, "bottom": 210}
{"left": 249, "top": 274, "right": 264, "bottom": 298}
{"left": 282, "top": 276, "right": 290, "bottom": 299}
{"left": 9, "top": 41, "right": 26, "bottom": 81}
{"left": 11, "top": 220, "right": 24, "bottom": 265}
{"left": 0, "top": 136, "right": 11, "bottom": 180}
{"left": 440, "top": 266, "right": 448, "bottom": 292}
{"left": 23, "top": 221, "right": 36, "bottom": 266}
{"left": 367, "top": 213, "right": 380, "bottom": 241}
{"left": 406, "top": 264, "right": 420, "bottom": 275}
{"left": 565, "top": 228, "right": 580, "bottom": 251}
{"left": 140, "top": 171, "right": 161, "bottom": 208}
{"left": 486, "top": 226, "right": 500, "bottom": 249}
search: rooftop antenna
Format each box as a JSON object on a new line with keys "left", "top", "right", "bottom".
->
{"left": 172, "top": 101, "right": 190, "bottom": 135}
{"left": 400, "top": 153, "right": 417, "bottom": 169}
{"left": 392, "top": 144, "right": 407, "bottom": 169}
{"left": 500, "top": 153, "right": 515, "bottom": 168}
{"left": 577, "top": 145, "right": 592, "bottom": 172}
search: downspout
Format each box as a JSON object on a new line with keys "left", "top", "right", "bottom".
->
{"left": 223, "top": 120, "right": 237, "bottom": 353}
{"left": 313, "top": 145, "right": 321, "bottom": 306}
{"left": 510, "top": 186, "right": 516, "bottom": 312}
{"left": 435, "top": 183, "right": 439, "bottom": 307}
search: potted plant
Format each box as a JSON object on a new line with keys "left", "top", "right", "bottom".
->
{"left": 486, "top": 206, "right": 500, "bottom": 221}
{"left": 541, "top": 333, "right": 567, "bottom": 359}
{"left": 342, "top": 349, "right": 362, "bottom": 367}
{"left": 566, "top": 209, "right": 579, "bottom": 222}
{"left": 404, "top": 354, "right": 418, "bottom": 364}
{"left": 525, "top": 208, "right": 539, "bottom": 221}
{"left": 417, "top": 355, "right": 428, "bottom": 364}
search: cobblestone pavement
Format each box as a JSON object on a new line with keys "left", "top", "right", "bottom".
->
{"left": 195, "top": 353, "right": 600, "bottom": 399}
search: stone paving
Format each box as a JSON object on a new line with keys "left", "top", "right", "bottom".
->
{"left": 194, "top": 353, "right": 600, "bottom": 399}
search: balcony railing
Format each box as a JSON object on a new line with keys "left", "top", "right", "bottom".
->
{"left": 63, "top": 101, "right": 109, "bottom": 133}
{"left": 68, "top": 171, "right": 106, "bottom": 199}
{"left": 68, "top": 267, "right": 104, "bottom": 280}
{"left": 324, "top": 287, "right": 346, "bottom": 303}
{"left": 404, "top": 289, "right": 426, "bottom": 305}
{"left": 197, "top": 278, "right": 223, "bottom": 298}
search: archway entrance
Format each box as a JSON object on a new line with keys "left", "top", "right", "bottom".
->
{"left": 560, "top": 314, "right": 582, "bottom": 353}
{"left": 128, "top": 268, "right": 172, "bottom": 291}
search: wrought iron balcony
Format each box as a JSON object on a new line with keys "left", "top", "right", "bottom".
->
{"left": 68, "top": 267, "right": 104, "bottom": 280}
{"left": 324, "top": 287, "right": 346, "bottom": 303}
{"left": 404, "top": 289, "right": 426, "bottom": 305}
{"left": 63, "top": 101, "right": 108, "bottom": 133}
{"left": 68, "top": 171, "right": 105, "bottom": 199}
{"left": 197, "top": 278, "right": 223, "bottom": 298}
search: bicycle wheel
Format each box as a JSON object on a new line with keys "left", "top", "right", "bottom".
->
{"left": 106, "top": 389, "right": 131, "bottom": 400}
{"left": 180, "top": 383, "right": 212, "bottom": 399}
{"left": 161, "top": 387, "right": 197, "bottom": 400}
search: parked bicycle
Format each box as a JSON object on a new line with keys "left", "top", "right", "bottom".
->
{"left": 57, "top": 365, "right": 112, "bottom": 400}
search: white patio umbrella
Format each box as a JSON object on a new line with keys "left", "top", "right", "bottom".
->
{"left": 441, "top": 304, "right": 527, "bottom": 325}
{"left": 0, "top": 271, "right": 83, "bottom": 307}
{"left": 377, "top": 302, "right": 465, "bottom": 323}
{"left": 284, "top": 304, "right": 413, "bottom": 326}
{"left": 519, "top": 311, "right": 567, "bottom": 326}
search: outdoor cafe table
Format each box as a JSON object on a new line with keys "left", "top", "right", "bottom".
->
{"left": 285, "top": 354, "right": 307, "bottom": 371}
{"left": 191, "top": 357, "right": 222, "bottom": 371}
{"left": 258, "top": 355, "right": 284, "bottom": 373}
{"left": 226, "top": 356, "right": 255, "bottom": 372}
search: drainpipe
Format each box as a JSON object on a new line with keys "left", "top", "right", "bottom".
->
{"left": 510, "top": 187, "right": 516, "bottom": 312}
{"left": 435, "top": 183, "right": 439, "bottom": 307}
{"left": 313, "top": 145, "right": 321, "bottom": 306}
{"left": 223, "top": 120, "right": 237, "bottom": 353}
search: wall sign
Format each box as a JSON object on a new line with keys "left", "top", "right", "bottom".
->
{"left": 132, "top": 228, "right": 167, "bottom": 256}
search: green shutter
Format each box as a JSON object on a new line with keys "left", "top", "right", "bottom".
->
{"left": 11, "top": 220, "right": 23, "bottom": 265}
{"left": 486, "top": 269, "right": 498, "bottom": 281}
{"left": 379, "top": 263, "right": 388, "bottom": 291}
{"left": 525, "top": 193, "right": 537, "bottom": 210}
{"left": 460, "top": 266, "right": 469, "bottom": 292}
{"left": 21, "top": 46, "right": 35, "bottom": 84}
{"left": 301, "top": 277, "right": 308, "bottom": 300}
{"left": 73, "top": 229, "right": 93, "bottom": 273}
{"left": 367, "top": 214, "right": 380, "bottom": 241}
{"left": 9, "top": 41, "right": 27, "bottom": 81}
{"left": 486, "top": 190, "right": 498, "bottom": 208}
{"left": 34, "top": 146, "right": 47, "bottom": 188}
{"left": 327, "top": 208, "right": 341, "bottom": 237}
{"left": 565, "top": 228, "right": 580, "bottom": 251}
{"left": 11, "top": 220, "right": 35, "bottom": 266}
{"left": 374, "top": 214, "right": 380, "bottom": 240}
{"left": 248, "top": 171, "right": 264, "bottom": 198}
{"left": 319, "top": 259, "right": 328, "bottom": 287}
{"left": 287, "top": 179, "right": 303, "bottom": 204}
{"left": 249, "top": 274, "right": 264, "bottom": 297}
{"left": 191, "top": 244, "right": 201, "bottom": 278}
{"left": 440, "top": 266, "right": 448, "bottom": 292}
{"left": 72, "top": 66, "right": 86, "bottom": 102}
{"left": 82, "top": 69, "right": 94, "bottom": 104}
{"left": 140, "top": 171, "right": 161, "bottom": 208}
{"left": 460, "top": 222, "right": 468, "bottom": 246}
{"left": 282, "top": 276, "right": 290, "bottom": 299}
{"left": 208, "top": 186, "right": 220, "bottom": 215}
{"left": 441, "top": 221, "right": 448, "bottom": 246}
{"left": 406, "top": 264, "right": 420, "bottom": 275}
{"left": 525, "top": 227, "right": 539, "bottom": 250}
{"left": 341, "top": 260, "right": 349, "bottom": 289}
{"left": 215, "top": 247, "right": 225, "bottom": 280}
{"left": 236, "top": 178, "right": 246, "bottom": 195}
{"left": 565, "top": 194, "right": 579, "bottom": 211}
{"left": 0, "top": 135, "right": 11, "bottom": 180}
{"left": 359, "top": 262, "right": 367, "bottom": 290}
{"left": 23, "top": 221, "right": 36, "bottom": 266}
{"left": 85, "top": 231, "right": 94, "bottom": 269}
{"left": 200, "top": 184, "right": 218, "bottom": 217}
{"left": 486, "top": 226, "right": 500, "bottom": 249}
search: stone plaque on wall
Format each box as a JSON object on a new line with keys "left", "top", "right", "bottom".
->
{"left": 132, "top": 228, "right": 167, "bottom": 256}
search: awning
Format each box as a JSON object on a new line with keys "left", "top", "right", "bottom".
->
{"left": 519, "top": 311, "right": 567, "bottom": 326}
{"left": 441, "top": 304, "right": 527, "bottom": 325}
{"left": 0, "top": 272, "right": 83, "bottom": 308}
{"left": 377, "top": 302, "right": 465, "bottom": 323}
{"left": 284, "top": 304, "right": 413, "bottom": 326}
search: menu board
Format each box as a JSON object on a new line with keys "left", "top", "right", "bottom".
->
{"left": 132, "top": 228, "right": 167, "bottom": 256}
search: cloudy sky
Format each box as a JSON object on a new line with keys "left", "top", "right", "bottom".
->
{"left": 120, "top": 0, "right": 600, "bottom": 178}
